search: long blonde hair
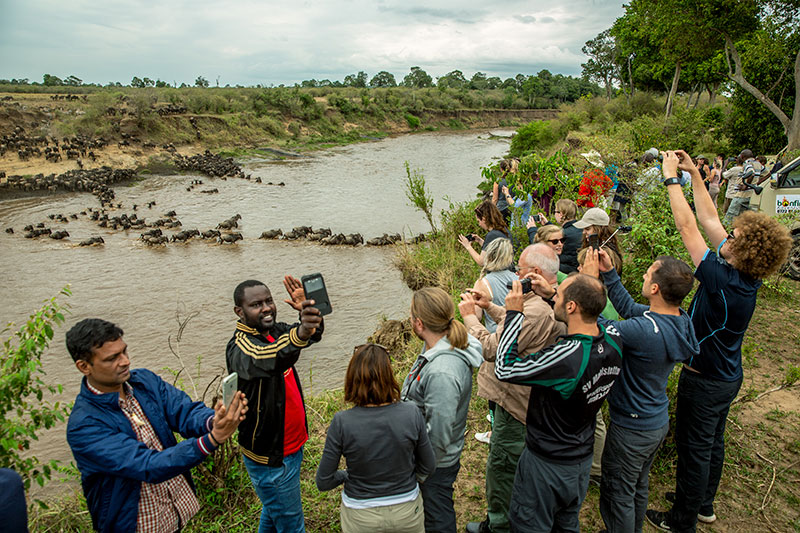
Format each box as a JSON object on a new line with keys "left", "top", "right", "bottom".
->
{"left": 411, "top": 287, "right": 468, "bottom": 350}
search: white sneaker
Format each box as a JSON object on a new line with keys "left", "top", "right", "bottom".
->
{"left": 486, "top": 414, "right": 492, "bottom": 423}
{"left": 697, "top": 512, "right": 717, "bottom": 524}
{"left": 475, "top": 431, "right": 491, "bottom": 444}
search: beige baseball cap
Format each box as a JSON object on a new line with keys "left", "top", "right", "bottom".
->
{"left": 573, "top": 207, "right": 610, "bottom": 229}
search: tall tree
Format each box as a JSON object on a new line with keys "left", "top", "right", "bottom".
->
{"left": 343, "top": 71, "right": 368, "bottom": 88}
{"left": 581, "top": 29, "right": 619, "bottom": 99}
{"left": 402, "top": 67, "right": 433, "bottom": 88}
{"left": 42, "top": 74, "right": 63, "bottom": 86}
{"left": 469, "top": 72, "right": 488, "bottom": 90}
{"left": 369, "top": 71, "right": 397, "bottom": 88}
{"left": 722, "top": 2, "right": 800, "bottom": 149}
{"left": 437, "top": 70, "right": 467, "bottom": 89}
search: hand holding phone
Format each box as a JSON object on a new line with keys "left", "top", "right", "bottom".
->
{"left": 222, "top": 372, "right": 238, "bottom": 408}
{"left": 301, "top": 273, "right": 332, "bottom": 316}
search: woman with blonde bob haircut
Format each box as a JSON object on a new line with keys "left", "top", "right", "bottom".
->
{"left": 402, "top": 287, "right": 483, "bottom": 533}
{"left": 316, "top": 344, "right": 436, "bottom": 533}
{"left": 474, "top": 238, "right": 516, "bottom": 333}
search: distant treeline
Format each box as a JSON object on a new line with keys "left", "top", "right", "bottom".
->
{"left": 1, "top": 67, "right": 602, "bottom": 108}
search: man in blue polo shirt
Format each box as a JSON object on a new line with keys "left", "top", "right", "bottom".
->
{"left": 646, "top": 150, "right": 792, "bottom": 533}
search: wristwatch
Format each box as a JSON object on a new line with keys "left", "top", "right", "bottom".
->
{"left": 663, "top": 177, "right": 681, "bottom": 186}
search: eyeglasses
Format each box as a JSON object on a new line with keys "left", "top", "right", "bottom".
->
{"left": 547, "top": 238, "right": 565, "bottom": 244}
{"left": 727, "top": 232, "right": 736, "bottom": 241}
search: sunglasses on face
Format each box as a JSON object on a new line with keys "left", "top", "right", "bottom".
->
{"left": 548, "top": 238, "right": 565, "bottom": 244}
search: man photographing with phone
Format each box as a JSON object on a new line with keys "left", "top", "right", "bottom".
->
{"left": 66, "top": 318, "right": 248, "bottom": 533}
{"left": 646, "top": 150, "right": 791, "bottom": 532}
{"left": 227, "top": 276, "right": 324, "bottom": 533}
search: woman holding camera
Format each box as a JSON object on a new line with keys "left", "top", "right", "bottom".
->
{"left": 459, "top": 201, "right": 510, "bottom": 267}
{"left": 316, "top": 344, "right": 436, "bottom": 533}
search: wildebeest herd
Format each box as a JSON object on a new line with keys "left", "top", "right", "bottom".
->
{"left": 1, "top": 122, "right": 427, "bottom": 249}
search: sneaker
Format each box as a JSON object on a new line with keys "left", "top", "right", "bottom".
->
{"left": 589, "top": 473, "right": 601, "bottom": 487}
{"left": 474, "top": 431, "right": 491, "bottom": 444}
{"left": 645, "top": 509, "right": 672, "bottom": 531}
{"left": 486, "top": 413, "right": 492, "bottom": 423}
{"left": 465, "top": 519, "right": 490, "bottom": 533}
{"left": 664, "top": 492, "right": 717, "bottom": 524}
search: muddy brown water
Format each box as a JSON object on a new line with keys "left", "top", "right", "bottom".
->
{"left": 0, "top": 130, "right": 511, "bottom": 495}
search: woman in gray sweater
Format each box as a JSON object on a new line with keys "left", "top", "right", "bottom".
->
{"left": 316, "top": 343, "right": 436, "bottom": 533}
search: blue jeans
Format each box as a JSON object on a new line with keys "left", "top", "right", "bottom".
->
{"left": 243, "top": 448, "right": 305, "bottom": 533}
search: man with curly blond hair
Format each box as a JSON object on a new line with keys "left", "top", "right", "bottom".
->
{"left": 645, "top": 150, "right": 791, "bottom": 533}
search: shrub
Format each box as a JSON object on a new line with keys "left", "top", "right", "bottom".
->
{"left": 404, "top": 113, "right": 421, "bottom": 129}
{"left": 509, "top": 120, "right": 559, "bottom": 157}
{"left": 0, "top": 288, "right": 71, "bottom": 490}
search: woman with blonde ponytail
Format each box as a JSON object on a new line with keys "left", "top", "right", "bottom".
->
{"left": 402, "top": 287, "right": 483, "bottom": 533}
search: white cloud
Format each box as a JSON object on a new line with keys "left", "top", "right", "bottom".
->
{"left": 0, "top": 0, "right": 624, "bottom": 85}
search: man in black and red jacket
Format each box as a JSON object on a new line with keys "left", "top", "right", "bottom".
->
{"left": 226, "top": 277, "right": 323, "bottom": 533}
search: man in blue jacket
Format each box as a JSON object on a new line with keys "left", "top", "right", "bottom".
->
{"left": 582, "top": 249, "right": 699, "bottom": 533}
{"left": 66, "top": 318, "right": 247, "bottom": 533}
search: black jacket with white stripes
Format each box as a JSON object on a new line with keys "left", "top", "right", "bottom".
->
{"left": 495, "top": 310, "right": 623, "bottom": 464}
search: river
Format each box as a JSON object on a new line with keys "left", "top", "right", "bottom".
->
{"left": 0, "top": 129, "right": 511, "bottom": 495}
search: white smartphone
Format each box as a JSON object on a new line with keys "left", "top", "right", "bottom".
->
{"left": 221, "top": 372, "right": 238, "bottom": 408}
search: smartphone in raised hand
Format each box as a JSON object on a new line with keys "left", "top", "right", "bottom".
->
{"left": 301, "top": 273, "right": 332, "bottom": 316}
{"left": 222, "top": 372, "right": 238, "bottom": 408}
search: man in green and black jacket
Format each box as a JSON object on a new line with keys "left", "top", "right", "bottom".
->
{"left": 226, "top": 277, "right": 323, "bottom": 533}
{"left": 495, "top": 274, "right": 623, "bottom": 533}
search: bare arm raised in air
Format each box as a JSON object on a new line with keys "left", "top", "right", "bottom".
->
{"left": 661, "top": 151, "right": 715, "bottom": 267}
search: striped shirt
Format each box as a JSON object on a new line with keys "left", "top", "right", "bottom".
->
{"left": 86, "top": 381, "right": 202, "bottom": 532}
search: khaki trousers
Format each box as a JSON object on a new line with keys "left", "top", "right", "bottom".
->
{"left": 340, "top": 492, "right": 425, "bottom": 533}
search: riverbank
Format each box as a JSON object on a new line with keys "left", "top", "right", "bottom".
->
{"left": 0, "top": 88, "right": 556, "bottom": 183}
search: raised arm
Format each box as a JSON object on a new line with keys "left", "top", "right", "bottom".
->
{"left": 675, "top": 150, "right": 727, "bottom": 249}
{"left": 661, "top": 151, "right": 710, "bottom": 267}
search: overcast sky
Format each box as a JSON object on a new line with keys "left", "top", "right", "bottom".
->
{"left": 1, "top": 0, "right": 624, "bottom": 87}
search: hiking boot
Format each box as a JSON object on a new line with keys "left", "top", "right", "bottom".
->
{"left": 645, "top": 509, "right": 672, "bottom": 531}
{"left": 664, "top": 492, "right": 717, "bottom": 524}
{"left": 465, "top": 519, "right": 490, "bottom": 533}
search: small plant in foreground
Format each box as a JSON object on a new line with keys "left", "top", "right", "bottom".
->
{"left": 0, "top": 287, "right": 71, "bottom": 490}
{"left": 404, "top": 161, "right": 436, "bottom": 232}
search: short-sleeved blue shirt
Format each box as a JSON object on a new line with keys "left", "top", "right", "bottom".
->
{"left": 688, "top": 249, "right": 761, "bottom": 381}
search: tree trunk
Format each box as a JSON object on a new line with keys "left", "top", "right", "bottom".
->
{"left": 707, "top": 82, "right": 720, "bottom": 106}
{"left": 788, "top": 119, "right": 800, "bottom": 151}
{"left": 686, "top": 82, "right": 700, "bottom": 109}
{"left": 627, "top": 55, "right": 635, "bottom": 98}
{"left": 724, "top": 35, "right": 798, "bottom": 149}
{"left": 605, "top": 77, "right": 612, "bottom": 100}
{"left": 666, "top": 62, "right": 681, "bottom": 118}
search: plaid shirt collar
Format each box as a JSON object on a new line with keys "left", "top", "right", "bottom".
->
{"left": 86, "top": 379, "right": 133, "bottom": 401}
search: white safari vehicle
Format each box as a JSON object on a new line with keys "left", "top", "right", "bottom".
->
{"left": 750, "top": 155, "right": 800, "bottom": 279}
